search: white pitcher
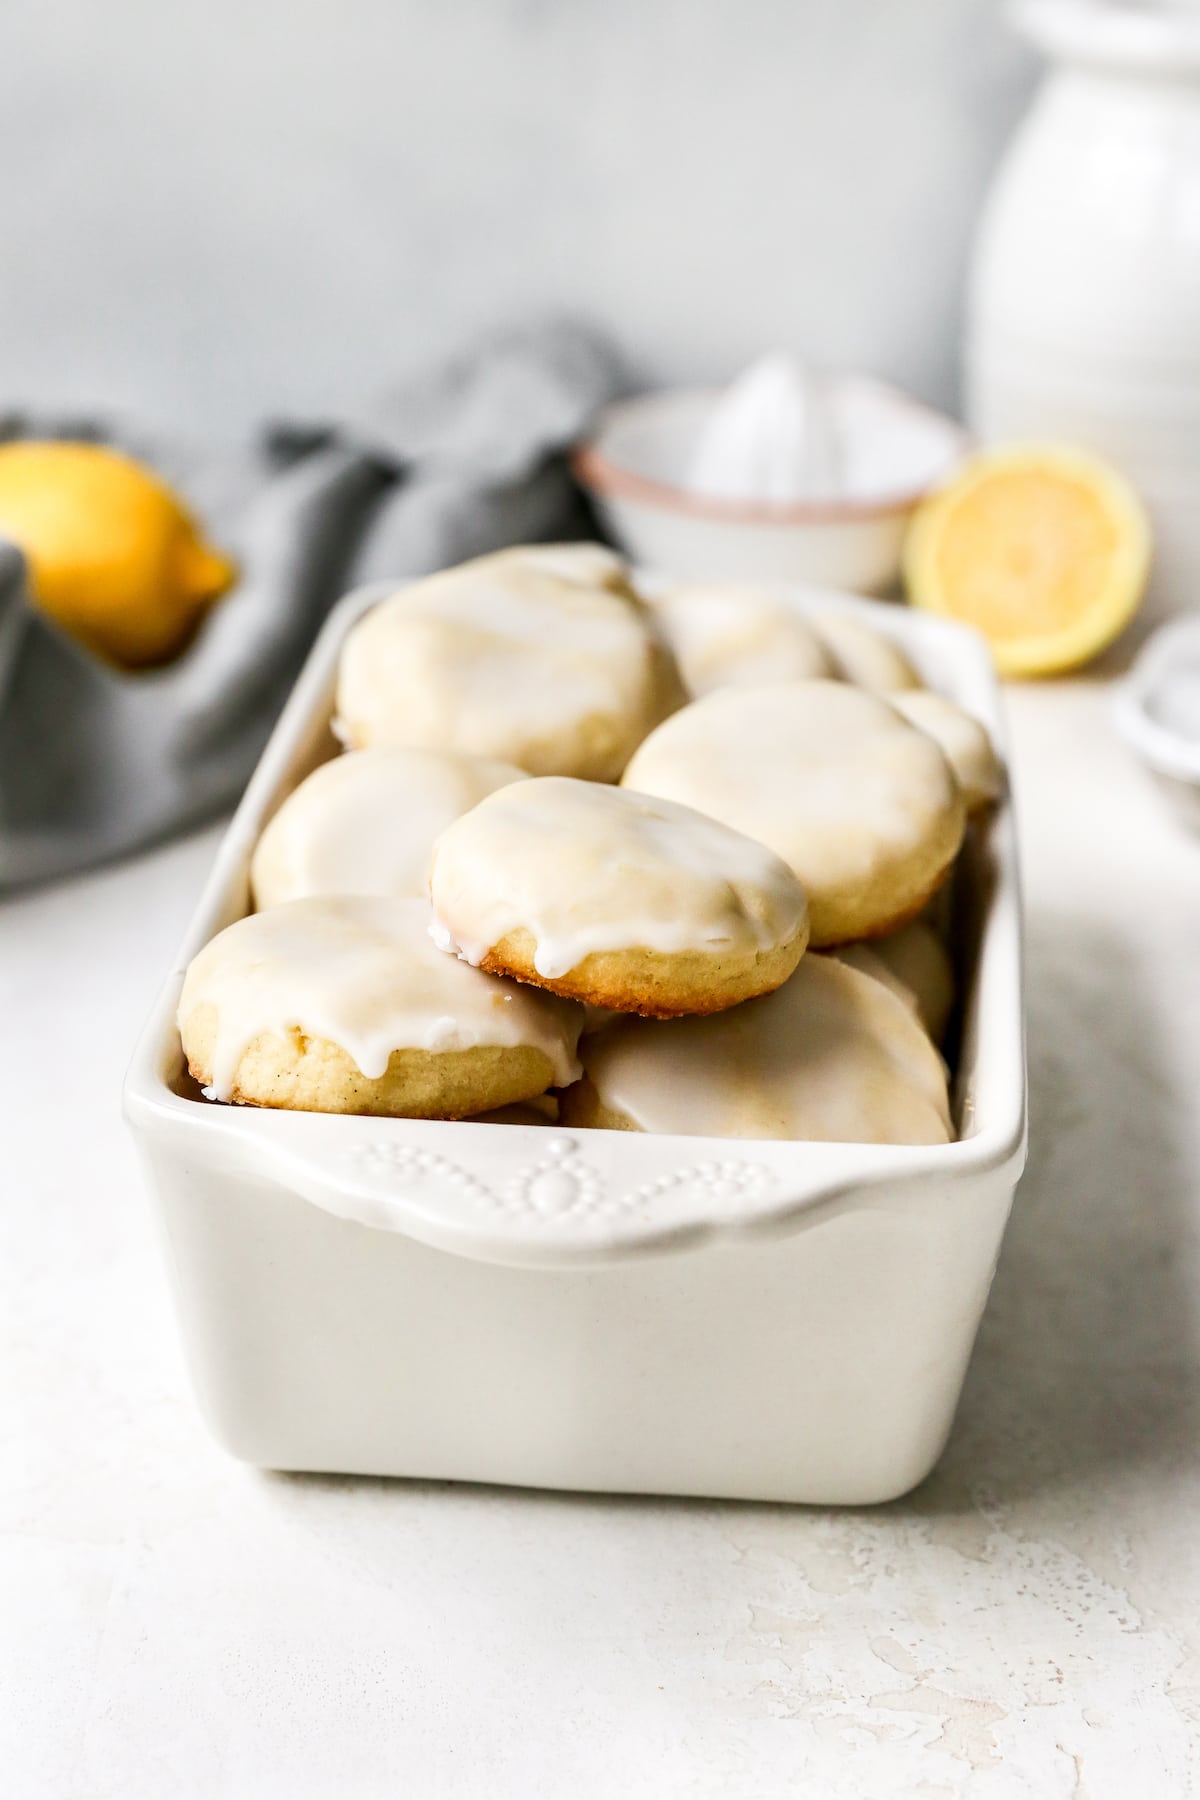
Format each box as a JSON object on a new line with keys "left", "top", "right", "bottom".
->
{"left": 966, "top": 0, "right": 1200, "bottom": 622}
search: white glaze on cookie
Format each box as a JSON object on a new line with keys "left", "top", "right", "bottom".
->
{"left": 178, "top": 896, "right": 582, "bottom": 1101}
{"left": 651, "top": 583, "right": 836, "bottom": 696}
{"left": 621, "top": 680, "right": 965, "bottom": 945}
{"left": 570, "top": 954, "right": 952, "bottom": 1144}
{"left": 250, "top": 747, "right": 529, "bottom": 909}
{"left": 888, "top": 690, "right": 1003, "bottom": 812}
{"left": 428, "top": 777, "right": 808, "bottom": 980}
{"left": 826, "top": 942, "right": 921, "bottom": 1021}
{"left": 856, "top": 918, "right": 956, "bottom": 1043}
{"left": 335, "top": 563, "right": 666, "bottom": 779}
{"left": 479, "top": 542, "right": 633, "bottom": 593}
{"left": 811, "top": 612, "right": 923, "bottom": 693}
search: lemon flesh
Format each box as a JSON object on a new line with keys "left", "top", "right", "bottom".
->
{"left": 0, "top": 441, "right": 237, "bottom": 669}
{"left": 904, "top": 445, "right": 1151, "bottom": 677}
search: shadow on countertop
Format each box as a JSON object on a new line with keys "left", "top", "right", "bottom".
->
{"left": 911, "top": 904, "right": 1200, "bottom": 1519}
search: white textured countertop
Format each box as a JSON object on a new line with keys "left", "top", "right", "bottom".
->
{"left": 3, "top": 677, "right": 1199, "bottom": 1799}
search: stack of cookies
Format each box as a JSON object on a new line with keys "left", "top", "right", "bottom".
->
{"left": 178, "top": 549, "right": 1003, "bottom": 1145}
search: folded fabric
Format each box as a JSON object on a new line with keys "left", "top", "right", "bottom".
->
{"left": 0, "top": 317, "right": 623, "bottom": 889}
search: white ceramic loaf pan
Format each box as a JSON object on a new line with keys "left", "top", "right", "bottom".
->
{"left": 124, "top": 580, "right": 1026, "bottom": 1506}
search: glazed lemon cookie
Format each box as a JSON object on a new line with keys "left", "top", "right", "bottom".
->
{"left": 622, "top": 681, "right": 966, "bottom": 946}
{"left": 560, "top": 954, "right": 952, "bottom": 1144}
{"left": 831, "top": 920, "right": 955, "bottom": 1042}
{"left": 178, "top": 896, "right": 581, "bottom": 1117}
{"left": 429, "top": 777, "right": 809, "bottom": 1017}
{"left": 887, "top": 690, "right": 1003, "bottom": 813}
{"left": 335, "top": 561, "right": 671, "bottom": 780}
{"left": 479, "top": 541, "right": 636, "bottom": 597}
{"left": 848, "top": 918, "right": 956, "bottom": 1043}
{"left": 825, "top": 942, "right": 925, "bottom": 1026}
{"left": 811, "top": 612, "right": 923, "bottom": 693}
{"left": 250, "top": 747, "right": 528, "bottom": 910}
{"left": 650, "top": 582, "right": 837, "bottom": 697}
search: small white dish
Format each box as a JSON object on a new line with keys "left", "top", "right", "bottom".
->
{"left": 1115, "top": 616, "right": 1200, "bottom": 831}
{"left": 573, "top": 380, "right": 966, "bottom": 594}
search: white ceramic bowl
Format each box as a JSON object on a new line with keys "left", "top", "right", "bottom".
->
{"left": 123, "top": 581, "right": 1026, "bottom": 1506}
{"left": 572, "top": 383, "right": 967, "bottom": 594}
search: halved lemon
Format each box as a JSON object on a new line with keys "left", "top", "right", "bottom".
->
{"left": 903, "top": 444, "right": 1151, "bottom": 677}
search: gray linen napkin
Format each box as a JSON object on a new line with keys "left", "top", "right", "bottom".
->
{"left": 0, "top": 319, "right": 622, "bottom": 889}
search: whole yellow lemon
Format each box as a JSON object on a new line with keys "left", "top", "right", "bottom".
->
{"left": 0, "top": 441, "right": 237, "bottom": 669}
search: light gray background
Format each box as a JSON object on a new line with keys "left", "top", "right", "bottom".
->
{"left": 0, "top": 0, "right": 1034, "bottom": 437}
